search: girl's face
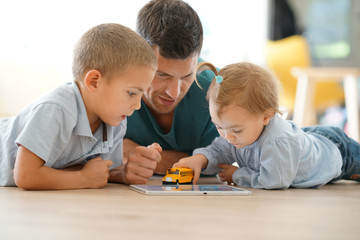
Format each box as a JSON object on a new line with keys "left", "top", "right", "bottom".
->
{"left": 209, "top": 100, "right": 272, "bottom": 148}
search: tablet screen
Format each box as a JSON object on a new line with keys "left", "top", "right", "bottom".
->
{"left": 130, "top": 184, "right": 251, "bottom": 196}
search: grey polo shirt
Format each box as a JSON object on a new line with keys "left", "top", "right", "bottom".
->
{"left": 0, "top": 81, "right": 125, "bottom": 186}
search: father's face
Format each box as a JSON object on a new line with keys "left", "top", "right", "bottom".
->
{"left": 142, "top": 46, "right": 198, "bottom": 114}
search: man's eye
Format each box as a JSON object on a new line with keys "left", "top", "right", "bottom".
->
{"left": 181, "top": 75, "right": 193, "bottom": 81}
{"left": 156, "top": 73, "right": 170, "bottom": 79}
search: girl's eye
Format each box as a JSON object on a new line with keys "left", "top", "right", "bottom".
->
{"left": 128, "top": 91, "right": 136, "bottom": 96}
{"left": 233, "top": 129, "right": 242, "bottom": 134}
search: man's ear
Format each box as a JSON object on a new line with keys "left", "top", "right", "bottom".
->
{"left": 263, "top": 109, "right": 275, "bottom": 125}
{"left": 84, "top": 70, "right": 102, "bottom": 93}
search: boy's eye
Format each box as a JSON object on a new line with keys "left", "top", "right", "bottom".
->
{"left": 233, "top": 129, "right": 242, "bottom": 134}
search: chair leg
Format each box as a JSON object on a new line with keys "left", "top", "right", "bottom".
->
{"left": 343, "top": 75, "right": 360, "bottom": 142}
{"left": 293, "top": 74, "right": 316, "bottom": 127}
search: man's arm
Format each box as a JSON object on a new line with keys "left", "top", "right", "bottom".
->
{"left": 155, "top": 150, "right": 189, "bottom": 174}
{"left": 109, "top": 142, "right": 162, "bottom": 184}
{"left": 123, "top": 138, "right": 188, "bottom": 175}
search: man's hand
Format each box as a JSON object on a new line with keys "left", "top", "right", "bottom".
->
{"left": 123, "top": 138, "right": 188, "bottom": 175}
{"left": 110, "top": 143, "right": 162, "bottom": 185}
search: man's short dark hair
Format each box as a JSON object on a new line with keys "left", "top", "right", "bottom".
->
{"left": 136, "top": 0, "right": 203, "bottom": 59}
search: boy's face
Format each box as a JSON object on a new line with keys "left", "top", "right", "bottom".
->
{"left": 94, "top": 65, "right": 155, "bottom": 127}
{"left": 209, "top": 101, "right": 270, "bottom": 149}
{"left": 142, "top": 46, "right": 198, "bottom": 114}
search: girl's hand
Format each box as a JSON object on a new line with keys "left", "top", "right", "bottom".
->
{"left": 173, "top": 154, "right": 208, "bottom": 184}
{"left": 218, "top": 164, "right": 238, "bottom": 184}
{"left": 81, "top": 157, "right": 113, "bottom": 188}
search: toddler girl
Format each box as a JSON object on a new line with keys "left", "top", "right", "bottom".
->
{"left": 174, "top": 62, "right": 360, "bottom": 189}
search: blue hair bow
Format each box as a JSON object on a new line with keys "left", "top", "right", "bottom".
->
{"left": 215, "top": 75, "right": 223, "bottom": 84}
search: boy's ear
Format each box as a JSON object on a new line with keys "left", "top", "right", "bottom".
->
{"left": 84, "top": 70, "right": 102, "bottom": 92}
{"left": 263, "top": 109, "right": 275, "bottom": 125}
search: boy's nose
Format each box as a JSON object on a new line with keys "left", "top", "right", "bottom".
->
{"left": 132, "top": 99, "right": 141, "bottom": 110}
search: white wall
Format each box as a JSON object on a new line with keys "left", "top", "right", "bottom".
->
{"left": 0, "top": 0, "right": 269, "bottom": 117}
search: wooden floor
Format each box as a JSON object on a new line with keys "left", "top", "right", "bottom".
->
{"left": 0, "top": 177, "right": 359, "bottom": 240}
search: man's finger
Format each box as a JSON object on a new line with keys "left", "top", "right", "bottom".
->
{"left": 135, "top": 146, "right": 161, "bottom": 162}
{"left": 126, "top": 162, "right": 154, "bottom": 179}
{"left": 147, "top": 143, "right": 162, "bottom": 153}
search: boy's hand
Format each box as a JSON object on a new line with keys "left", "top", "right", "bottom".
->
{"left": 218, "top": 164, "right": 238, "bottom": 184}
{"left": 121, "top": 142, "right": 162, "bottom": 184}
{"left": 81, "top": 157, "right": 113, "bottom": 188}
{"left": 173, "top": 154, "right": 208, "bottom": 184}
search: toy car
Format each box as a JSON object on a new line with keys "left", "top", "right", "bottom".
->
{"left": 162, "top": 167, "right": 194, "bottom": 185}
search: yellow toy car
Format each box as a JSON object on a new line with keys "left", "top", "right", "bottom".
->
{"left": 162, "top": 167, "right": 194, "bottom": 185}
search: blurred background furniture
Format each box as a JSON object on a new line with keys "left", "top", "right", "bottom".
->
{"left": 266, "top": 0, "right": 360, "bottom": 142}
{"left": 266, "top": 35, "right": 345, "bottom": 119}
{"left": 291, "top": 67, "right": 360, "bottom": 142}
{"left": 266, "top": 35, "right": 360, "bottom": 142}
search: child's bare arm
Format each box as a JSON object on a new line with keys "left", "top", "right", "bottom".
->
{"left": 173, "top": 154, "right": 208, "bottom": 184}
{"left": 13, "top": 145, "right": 113, "bottom": 190}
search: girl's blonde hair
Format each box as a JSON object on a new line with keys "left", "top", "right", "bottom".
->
{"left": 196, "top": 62, "right": 282, "bottom": 117}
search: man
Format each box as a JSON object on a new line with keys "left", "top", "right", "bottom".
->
{"left": 111, "top": 0, "right": 218, "bottom": 184}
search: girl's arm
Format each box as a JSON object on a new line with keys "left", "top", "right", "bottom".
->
{"left": 13, "top": 145, "right": 113, "bottom": 190}
{"left": 232, "top": 138, "right": 301, "bottom": 189}
{"left": 173, "top": 154, "right": 208, "bottom": 184}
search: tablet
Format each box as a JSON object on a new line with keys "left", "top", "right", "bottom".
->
{"left": 129, "top": 184, "right": 251, "bottom": 196}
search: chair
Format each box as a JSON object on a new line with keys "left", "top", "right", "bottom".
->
{"left": 291, "top": 67, "right": 360, "bottom": 142}
{"left": 266, "top": 35, "right": 360, "bottom": 142}
{"left": 266, "top": 35, "right": 345, "bottom": 120}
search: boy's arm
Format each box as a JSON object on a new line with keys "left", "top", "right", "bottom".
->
{"left": 14, "top": 145, "right": 113, "bottom": 190}
{"left": 123, "top": 138, "right": 188, "bottom": 174}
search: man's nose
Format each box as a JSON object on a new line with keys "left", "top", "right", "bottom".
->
{"left": 165, "top": 79, "right": 181, "bottom": 99}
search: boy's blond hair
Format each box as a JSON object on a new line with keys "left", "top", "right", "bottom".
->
{"left": 197, "top": 62, "right": 282, "bottom": 117}
{"left": 72, "top": 23, "right": 157, "bottom": 81}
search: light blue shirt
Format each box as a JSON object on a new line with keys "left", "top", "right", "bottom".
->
{"left": 0, "top": 81, "right": 125, "bottom": 186}
{"left": 195, "top": 116, "right": 342, "bottom": 189}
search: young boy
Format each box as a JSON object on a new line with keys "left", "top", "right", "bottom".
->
{"left": 0, "top": 23, "right": 160, "bottom": 190}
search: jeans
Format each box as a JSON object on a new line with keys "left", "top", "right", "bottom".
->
{"left": 302, "top": 126, "right": 360, "bottom": 182}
